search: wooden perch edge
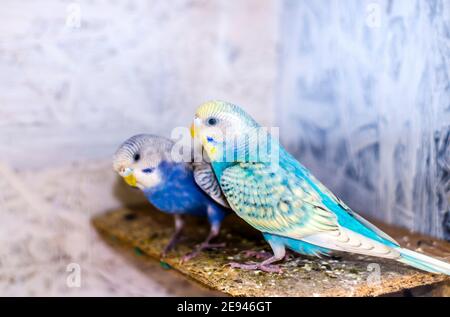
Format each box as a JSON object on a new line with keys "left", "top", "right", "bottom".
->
{"left": 92, "top": 204, "right": 450, "bottom": 297}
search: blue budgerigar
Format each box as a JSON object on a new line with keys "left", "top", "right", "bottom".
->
{"left": 113, "top": 134, "right": 230, "bottom": 260}
{"left": 191, "top": 100, "right": 450, "bottom": 274}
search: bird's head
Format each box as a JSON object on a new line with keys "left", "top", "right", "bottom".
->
{"left": 113, "top": 134, "right": 173, "bottom": 190}
{"left": 190, "top": 100, "right": 260, "bottom": 162}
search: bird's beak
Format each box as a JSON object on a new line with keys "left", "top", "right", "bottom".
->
{"left": 190, "top": 122, "right": 196, "bottom": 138}
{"left": 190, "top": 116, "right": 201, "bottom": 138}
{"left": 120, "top": 167, "right": 137, "bottom": 187}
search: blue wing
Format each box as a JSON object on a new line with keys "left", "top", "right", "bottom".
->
{"left": 279, "top": 147, "right": 399, "bottom": 247}
{"left": 219, "top": 147, "right": 399, "bottom": 254}
{"left": 220, "top": 161, "right": 338, "bottom": 238}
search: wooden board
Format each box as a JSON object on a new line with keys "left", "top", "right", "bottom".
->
{"left": 92, "top": 204, "right": 450, "bottom": 297}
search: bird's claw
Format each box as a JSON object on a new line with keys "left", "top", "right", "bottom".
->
{"left": 161, "top": 246, "right": 173, "bottom": 258}
{"left": 228, "top": 261, "right": 283, "bottom": 273}
{"left": 241, "top": 250, "right": 273, "bottom": 260}
{"left": 180, "top": 242, "right": 226, "bottom": 262}
{"left": 161, "top": 236, "right": 188, "bottom": 258}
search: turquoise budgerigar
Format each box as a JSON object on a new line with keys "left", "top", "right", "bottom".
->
{"left": 113, "top": 134, "right": 230, "bottom": 260}
{"left": 190, "top": 100, "right": 450, "bottom": 274}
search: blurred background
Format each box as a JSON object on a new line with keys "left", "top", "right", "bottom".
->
{"left": 0, "top": 0, "right": 449, "bottom": 295}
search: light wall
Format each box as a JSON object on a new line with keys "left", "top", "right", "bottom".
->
{"left": 0, "top": 0, "right": 277, "bottom": 167}
{"left": 277, "top": 0, "right": 450, "bottom": 239}
{"left": 0, "top": 0, "right": 449, "bottom": 239}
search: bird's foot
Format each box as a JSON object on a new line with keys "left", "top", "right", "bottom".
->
{"left": 161, "top": 216, "right": 185, "bottom": 258}
{"left": 241, "top": 249, "right": 295, "bottom": 261}
{"left": 161, "top": 236, "right": 187, "bottom": 258}
{"left": 180, "top": 242, "right": 226, "bottom": 262}
{"left": 161, "top": 245, "right": 174, "bottom": 258}
{"left": 228, "top": 261, "right": 282, "bottom": 273}
{"left": 241, "top": 250, "right": 273, "bottom": 260}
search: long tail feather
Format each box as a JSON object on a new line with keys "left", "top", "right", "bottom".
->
{"left": 397, "top": 248, "right": 450, "bottom": 275}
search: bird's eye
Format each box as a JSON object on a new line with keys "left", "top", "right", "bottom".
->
{"left": 133, "top": 153, "right": 141, "bottom": 161}
{"left": 207, "top": 117, "right": 218, "bottom": 126}
{"left": 142, "top": 168, "right": 154, "bottom": 174}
